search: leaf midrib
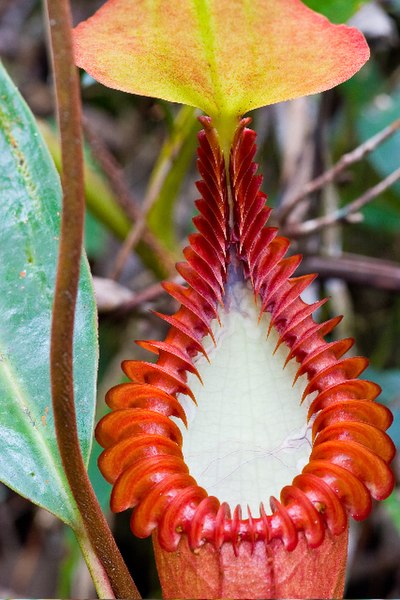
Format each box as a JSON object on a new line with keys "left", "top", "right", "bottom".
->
{"left": 0, "top": 337, "right": 77, "bottom": 524}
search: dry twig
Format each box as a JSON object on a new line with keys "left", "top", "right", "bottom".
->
{"left": 83, "top": 119, "right": 176, "bottom": 275}
{"left": 115, "top": 280, "right": 166, "bottom": 314}
{"left": 284, "top": 166, "right": 400, "bottom": 238}
{"left": 278, "top": 118, "right": 400, "bottom": 224}
{"left": 298, "top": 253, "right": 400, "bottom": 292}
{"left": 111, "top": 156, "right": 174, "bottom": 280}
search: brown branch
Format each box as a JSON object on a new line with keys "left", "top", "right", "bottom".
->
{"left": 298, "top": 253, "right": 400, "bottom": 292}
{"left": 93, "top": 276, "right": 135, "bottom": 313}
{"left": 111, "top": 158, "right": 173, "bottom": 280}
{"left": 279, "top": 118, "right": 400, "bottom": 224}
{"left": 83, "top": 119, "right": 141, "bottom": 222}
{"left": 98, "top": 275, "right": 185, "bottom": 318}
{"left": 110, "top": 118, "right": 190, "bottom": 280}
{"left": 45, "top": 2, "right": 140, "bottom": 598}
{"left": 83, "top": 119, "right": 176, "bottom": 276}
{"left": 285, "top": 167, "right": 400, "bottom": 238}
{"left": 115, "top": 281, "right": 166, "bottom": 315}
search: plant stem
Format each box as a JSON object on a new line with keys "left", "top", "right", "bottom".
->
{"left": 45, "top": 1, "right": 140, "bottom": 598}
{"left": 74, "top": 521, "right": 116, "bottom": 598}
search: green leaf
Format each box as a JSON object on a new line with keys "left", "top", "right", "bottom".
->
{"left": 357, "top": 85, "right": 400, "bottom": 196}
{"left": 84, "top": 208, "right": 109, "bottom": 259}
{"left": 384, "top": 491, "right": 400, "bottom": 536}
{"left": 74, "top": 0, "right": 369, "bottom": 126}
{"left": 303, "top": 0, "right": 367, "bottom": 23}
{"left": 88, "top": 439, "right": 112, "bottom": 512}
{"left": 360, "top": 196, "right": 400, "bottom": 234}
{"left": 365, "top": 368, "right": 400, "bottom": 447}
{"left": 0, "top": 61, "right": 98, "bottom": 526}
{"left": 341, "top": 58, "right": 385, "bottom": 113}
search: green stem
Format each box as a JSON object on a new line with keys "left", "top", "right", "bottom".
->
{"left": 45, "top": 1, "right": 140, "bottom": 598}
{"left": 147, "top": 105, "right": 199, "bottom": 250}
{"left": 74, "top": 521, "right": 115, "bottom": 598}
{"left": 112, "top": 104, "right": 197, "bottom": 278}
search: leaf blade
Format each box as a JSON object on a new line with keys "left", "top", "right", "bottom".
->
{"left": 74, "top": 0, "right": 369, "bottom": 119}
{"left": 0, "top": 61, "right": 98, "bottom": 526}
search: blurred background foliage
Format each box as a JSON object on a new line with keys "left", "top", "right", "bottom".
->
{"left": 0, "top": 0, "right": 399, "bottom": 597}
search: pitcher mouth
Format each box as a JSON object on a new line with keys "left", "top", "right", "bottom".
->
{"left": 174, "top": 276, "right": 314, "bottom": 517}
{"left": 95, "top": 116, "right": 395, "bottom": 554}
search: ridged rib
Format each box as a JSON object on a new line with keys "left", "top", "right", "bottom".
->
{"left": 96, "top": 116, "right": 394, "bottom": 553}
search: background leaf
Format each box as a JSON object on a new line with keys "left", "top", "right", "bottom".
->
{"left": 350, "top": 83, "right": 400, "bottom": 232}
{"left": 303, "top": 0, "right": 368, "bottom": 23}
{"left": 357, "top": 84, "right": 400, "bottom": 195}
{"left": 384, "top": 491, "right": 400, "bottom": 536}
{"left": 0, "top": 61, "right": 98, "bottom": 526}
{"left": 365, "top": 367, "right": 400, "bottom": 448}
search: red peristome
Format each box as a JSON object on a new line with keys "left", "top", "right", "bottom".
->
{"left": 303, "top": 460, "right": 372, "bottom": 521}
{"left": 311, "top": 399, "right": 392, "bottom": 438}
{"left": 96, "top": 117, "right": 395, "bottom": 563}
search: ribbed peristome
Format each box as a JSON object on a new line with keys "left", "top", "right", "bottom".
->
{"left": 96, "top": 117, "right": 395, "bottom": 554}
